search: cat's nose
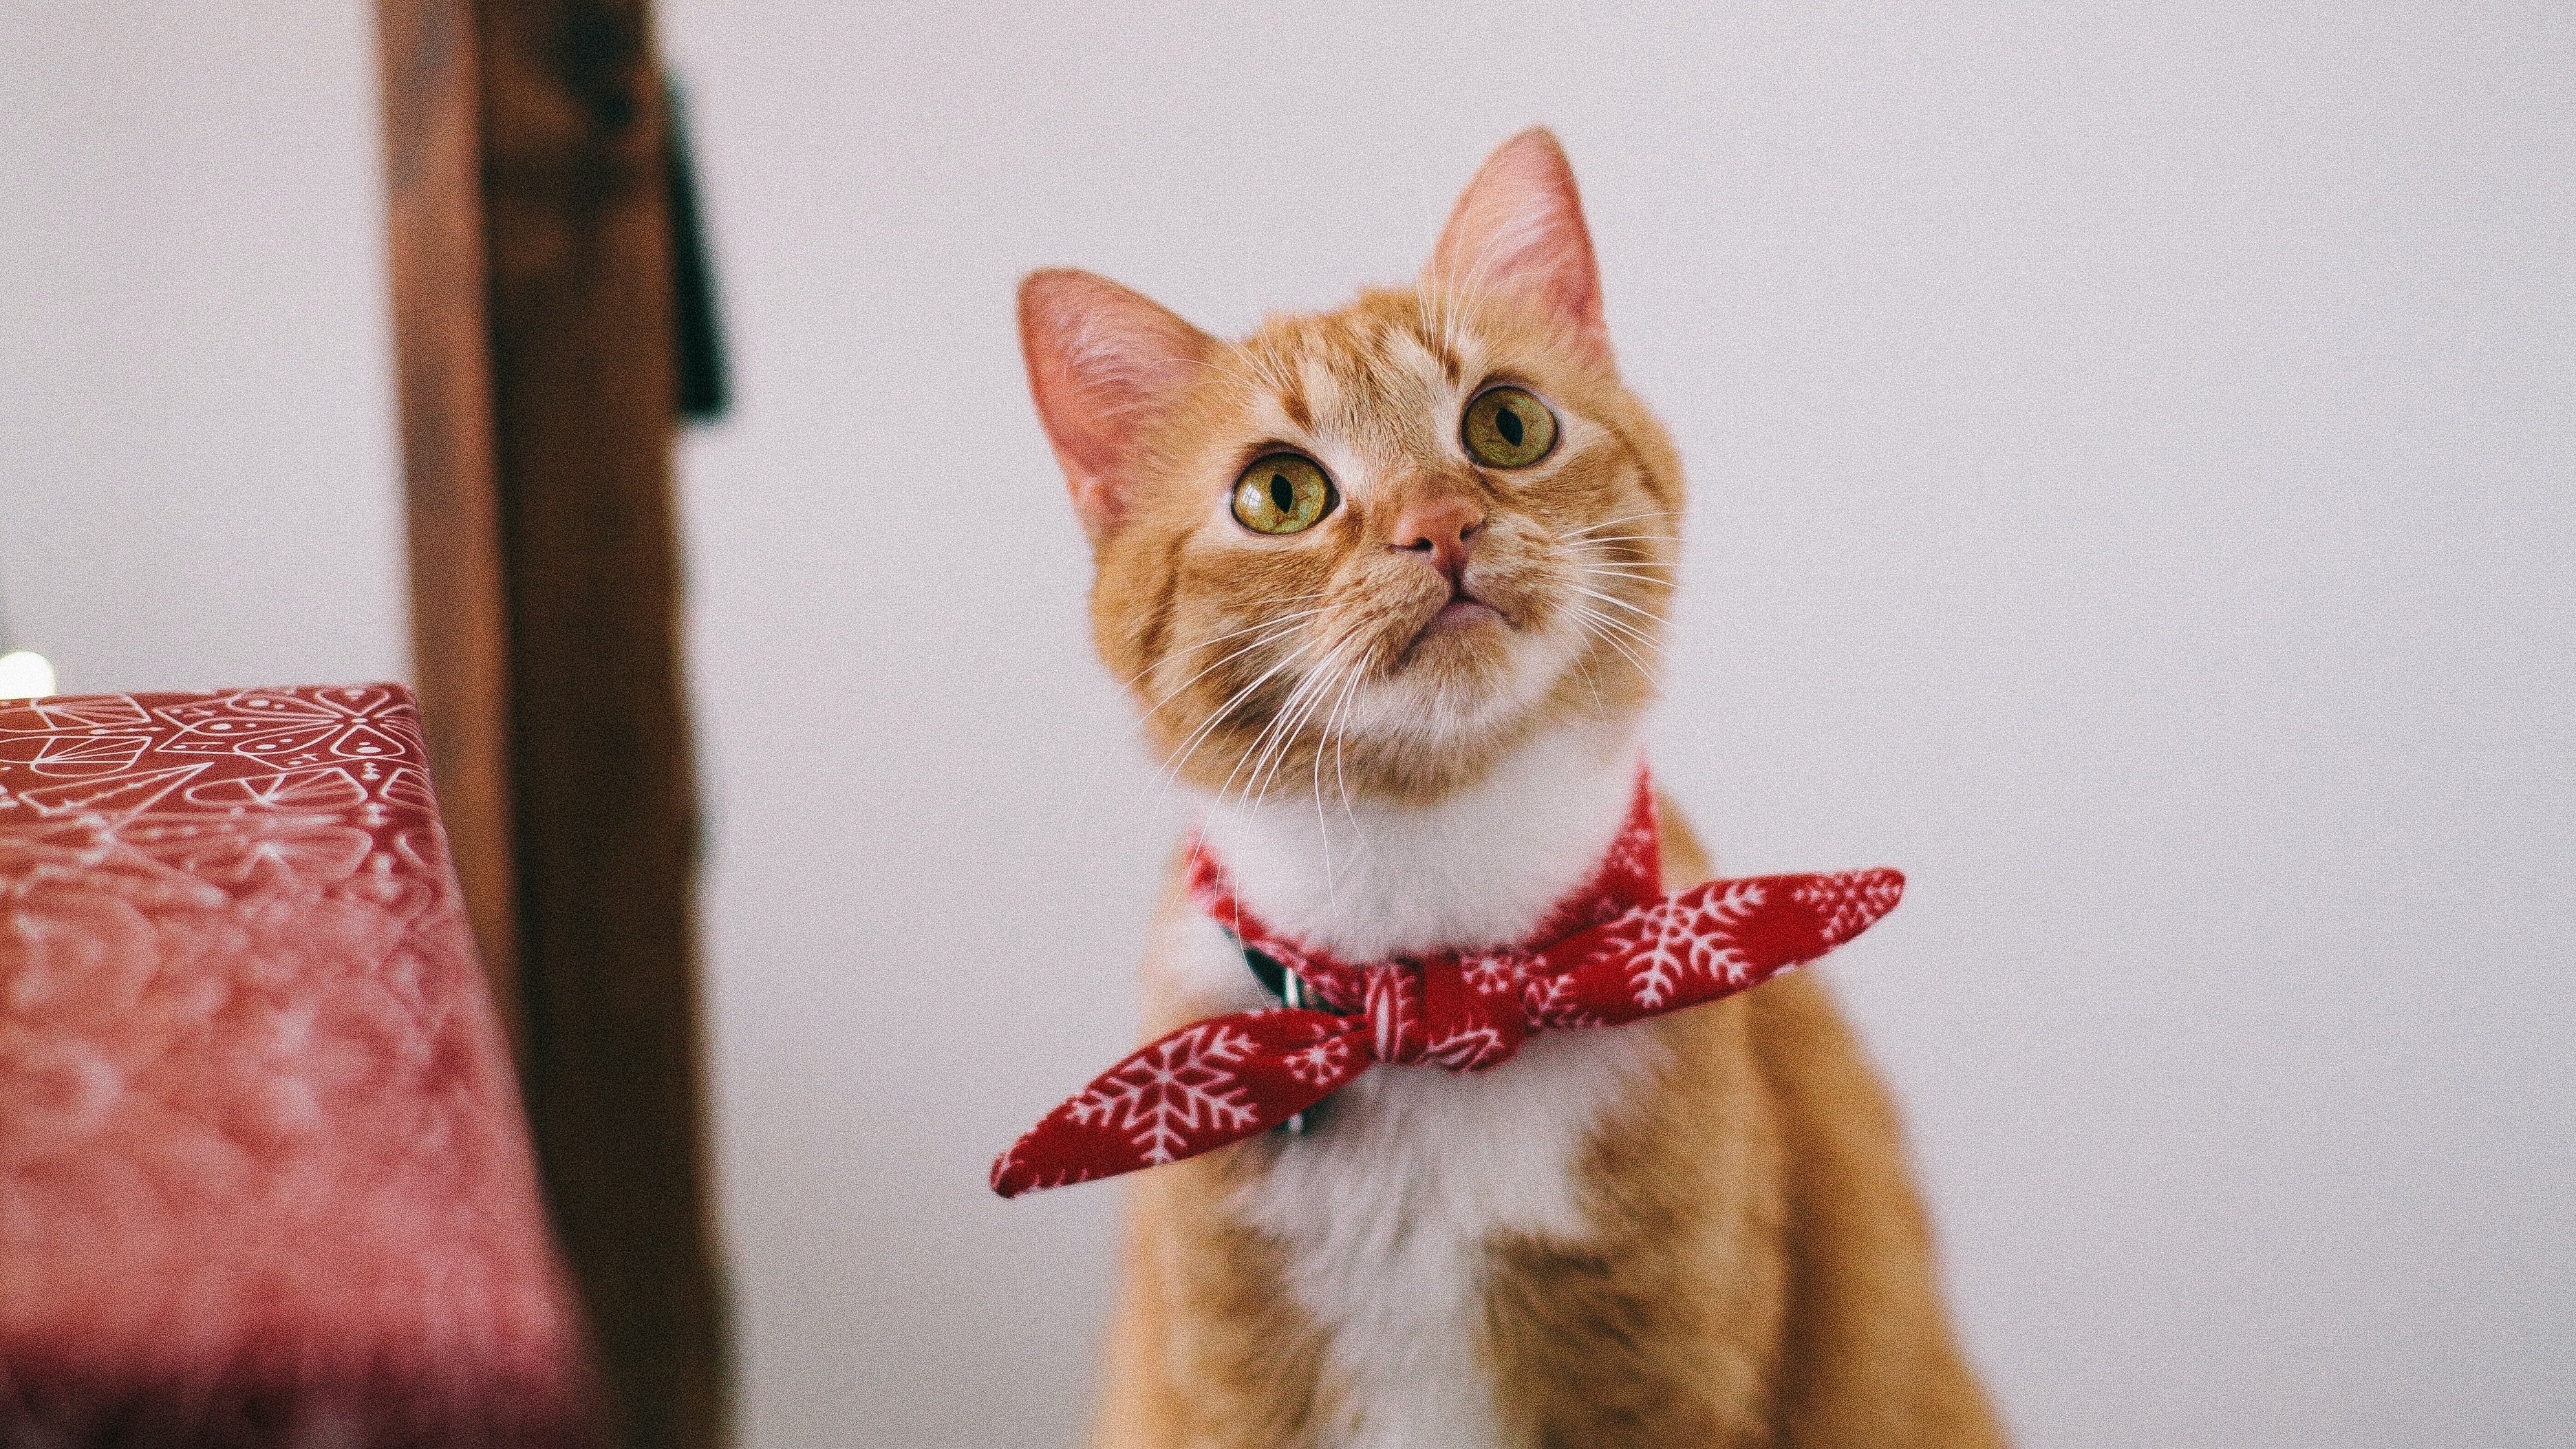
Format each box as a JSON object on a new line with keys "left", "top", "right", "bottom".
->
{"left": 1389, "top": 493, "right": 1487, "bottom": 583}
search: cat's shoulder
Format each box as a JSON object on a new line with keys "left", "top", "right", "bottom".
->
{"left": 1651, "top": 789, "right": 1715, "bottom": 891}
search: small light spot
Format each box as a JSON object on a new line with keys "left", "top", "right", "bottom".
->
{"left": 0, "top": 652, "right": 56, "bottom": 701}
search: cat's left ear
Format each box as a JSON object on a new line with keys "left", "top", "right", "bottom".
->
{"left": 1019, "top": 268, "right": 1218, "bottom": 546}
{"left": 1426, "top": 128, "right": 1611, "bottom": 364}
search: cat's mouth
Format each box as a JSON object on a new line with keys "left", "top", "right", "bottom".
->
{"left": 1424, "top": 590, "right": 1507, "bottom": 636}
{"left": 1405, "top": 583, "right": 1510, "bottom": 655}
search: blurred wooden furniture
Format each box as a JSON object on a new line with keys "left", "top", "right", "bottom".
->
{"left": 0, "top": 686, "right": 610, "bottom": 1448}
{"left": 373, "top": 3, "right": 728, "bottom": 1447}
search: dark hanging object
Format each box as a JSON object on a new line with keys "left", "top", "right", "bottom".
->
{"left": 664, "top": 81, "right": 729, "bottom": 423}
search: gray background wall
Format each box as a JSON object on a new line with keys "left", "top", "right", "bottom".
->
{"left": 3, "top": 3, "right": 2570, "bottom": 1446}
{"left": 0, "top": 3, "right": 403, "bottom": 688}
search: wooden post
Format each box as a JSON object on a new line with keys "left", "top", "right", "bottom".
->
{"left": 374, "top": 3, "right": 729, "bottom": 1446}
{"left": 376, "top": 0, "right": 522, "bottom": 1044}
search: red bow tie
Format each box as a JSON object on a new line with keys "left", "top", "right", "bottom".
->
{"left": 991, "top": 773, "right": 1903, "bottom": 1198}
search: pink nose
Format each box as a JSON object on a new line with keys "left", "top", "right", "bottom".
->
{"left": 1388, "top": 492, "right": 1486, "bottom": 583}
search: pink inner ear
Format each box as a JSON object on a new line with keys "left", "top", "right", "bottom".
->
{"left": 1427, "top": 129, "right": 1609, "bottom": 361}
{"left": 1019, "top": 270, "right": 1215, "bottom": 541}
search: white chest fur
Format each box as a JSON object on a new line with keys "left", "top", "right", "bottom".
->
{"left": 1173, "top": 724, "right": 1669, "bottom": 1448}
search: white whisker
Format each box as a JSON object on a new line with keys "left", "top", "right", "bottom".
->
{"left": 1558, "top": 508, "right": 1685, "bottom": 541}
{"left": 1114, "top": 590, "right": 1332, "bottom": 692}
{"left": 1571, "top": 605, "right": 1665, "bottom": 685}
{"left": 1249, "top": 634, "right": 1360, "bottom": 809}
{"left": 1224, "top": 653, "right": 1328, "bottom": 808}
{"left": 1577, "top": 607, "right": 1664, "bottom": 654}
{"left": 1567, "top": 583, "right": 1668, "bottom": 628}
{"left": 1318, "top": 656, "right": 1370, "bottom": 877}
{"left": 1567, "top": 594, "right": 1668, "bottom": 655}
{"left": 1154, "top": 631, "right": 1330, "bottom": 794}
{"left": 1579, "top": 563, "right": 1676, "bottom": 585}
{"left": 1138, "top": 608, "right": 1331, "bottom": 715}
{"left": 1219, "top": 616, "right": 1364, "bottom": 811}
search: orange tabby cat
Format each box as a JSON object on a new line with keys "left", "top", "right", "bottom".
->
{"left": 1018, "top": 129, "right": 2006, "bottom": 1449}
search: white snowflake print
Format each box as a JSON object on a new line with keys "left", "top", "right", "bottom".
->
{"left": 1792, "top": 870, "right": 1904, "bottom": 946}
{"left": 1457, "top": 949, "right": 1525, "bottom": 998}
{"left": 1599, "top": 801, "right": 1657, "bottom": 889}
{"left": 1422, "top": 1022, "right": 1510, "bottom": 1071}
{"left": 1363, "top": 969, "right": 1417, "bottom": 1062}
{"left": 1282, "top": 1032, "right": 1355, "bottom": 1088}
{"left": 1066, "top": 1020, "right": 1263, "bottom": 1163}
{"left": 1612, "top": 879, "right": 1765, "bottom": 1009}
{"left": 1523, "top": 970, "right": 1603, "bottom": 1028}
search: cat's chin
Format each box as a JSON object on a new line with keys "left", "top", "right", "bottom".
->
{"left": 1349, "top": 615, "right": 1593, "bottom": 756}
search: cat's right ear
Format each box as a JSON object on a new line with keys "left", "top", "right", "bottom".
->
{"left": 1018, "top": 268, "right": 1216, "bottom": 545}
{"left": 1426, "top": 129, "right": 1610, "bottom": 365}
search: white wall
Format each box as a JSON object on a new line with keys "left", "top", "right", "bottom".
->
{"left": 8, "top": 3, "right": 2572, "bottom": 1447}
{"left": 0, "top": 3, "right": 405, "bottom": 692}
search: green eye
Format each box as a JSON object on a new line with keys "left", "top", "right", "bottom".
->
{"left": 1232, "top": 453, "right": 1336, "bottom": 535}
{"left": 1462, "top": 385, "right": 1558, "bottom": 469}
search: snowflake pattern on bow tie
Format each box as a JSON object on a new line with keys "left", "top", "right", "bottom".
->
{"left": 992, "top": 772, "right": 1907, "bottom": 1197}
{"left": 1065, "top": 1019, "right": 1265, "bottom": 1165}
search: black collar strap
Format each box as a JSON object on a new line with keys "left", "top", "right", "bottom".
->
{"left": 1242, "top": 942, "right": 1291, "bottom": 1002}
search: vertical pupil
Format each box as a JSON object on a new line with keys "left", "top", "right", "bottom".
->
{"left": 1269, "top": 473, "right": 1296, "bottom": 513}
{"left": 1495, "top": 405, "right": 1525, "bottom": 447}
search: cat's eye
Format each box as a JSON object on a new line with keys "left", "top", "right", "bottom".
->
{"left": 1231, "top": 453, "right": 1337, "bottom": 535}
{"left": 1461, "top": 385, "right": 1558, "bottom": 469}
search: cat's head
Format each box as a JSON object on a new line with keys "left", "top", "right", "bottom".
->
{"left": 1019, "top": 129, "right": 1681, "bottom": 807}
